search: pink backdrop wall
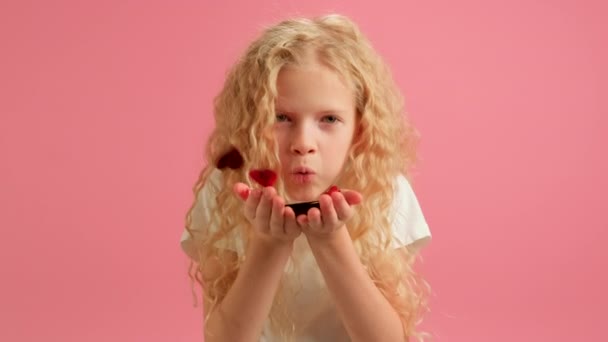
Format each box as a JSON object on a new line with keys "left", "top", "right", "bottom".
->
{"left": 1, "top": 0, "right": 606, "bottom": 341}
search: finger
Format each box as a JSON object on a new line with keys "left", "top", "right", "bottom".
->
{"left": 341, "top": 189, "right": 363, "bottom": 206}
{"left": 332, "top": 191, "right": 354, "bottom": 221}
{"left": 269, "top": 196, "right": 285, "bottom": 236}
{"left": 244, "top": 188, "right": 262, "bottom": 220}
{"left": 283, "top": 206, "right": 299, "bottom": 237}
{"left": 233, "top": 182, "right": 251, "bottom": 201}
{"left": 255, "top": 187, "right": 275, "bottom": 227}
{"left": 307, "top": 207, "right": 323, "bottom": 230}
{"left": 296, "top": 214, "right": 309, "bottom": 228}
{"left": 319, "top": 194, "right": 339, "bottom": 226}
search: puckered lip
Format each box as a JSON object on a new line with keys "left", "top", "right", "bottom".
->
{"left": 291, "top": 166, "right": 316, "bottom": 174}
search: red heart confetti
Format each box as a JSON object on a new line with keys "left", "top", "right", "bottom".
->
{"left": 216, "top": 147, "right": 244, "bottom": 170}
{"left": 249, "top": 169, "right": 278, "bottom": 187}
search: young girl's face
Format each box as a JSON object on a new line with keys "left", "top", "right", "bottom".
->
{"left": 274, "top": 57, "right": 357, "bottom": 202}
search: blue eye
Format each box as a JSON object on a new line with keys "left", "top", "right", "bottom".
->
{"left": 322, "top": 115, "right": 338, "bottom": 123}
{"left": 276, "top": 113, "right": 290, "bottom": 122}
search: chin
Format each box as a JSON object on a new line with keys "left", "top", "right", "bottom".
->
{"left": 286, "top": 188, "right": 320, "bottom": 203}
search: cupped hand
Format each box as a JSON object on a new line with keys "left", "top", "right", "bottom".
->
{"left": 296, "top": 189, "right": 362, "bottom": 239}
{"left": 233, "top": 183, "right": 301, "bottom": 244}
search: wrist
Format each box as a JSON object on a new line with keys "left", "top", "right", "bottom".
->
{"left": 305, "top": 225, "right": 349, "bottom": 248}
{"left": 249, "top": 234, "right": 295, "bottom": 252}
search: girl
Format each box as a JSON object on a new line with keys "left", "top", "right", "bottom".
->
{"left": 181, "top": 14, "right": 432, "bottom": 342}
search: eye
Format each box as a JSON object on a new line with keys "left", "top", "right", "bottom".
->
{"left": 321, "top": 115, "right": 339, "bottom": 123}
{"left": 275, "top": 113, "right": 290, "bottom": 122}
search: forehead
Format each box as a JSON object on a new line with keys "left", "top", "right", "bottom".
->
{"left": 275, "top": 60, "right": 355, "bottom": 112}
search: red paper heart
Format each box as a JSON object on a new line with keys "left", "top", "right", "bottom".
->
{"left": 249, "top": 169, "right": 278, "bottom": 187}
{"left": 216, "top": 147, "right": 244, "bottom": 170}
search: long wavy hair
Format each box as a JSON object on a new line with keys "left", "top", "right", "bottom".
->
{"left": 184, "top": 14, "right": 430, "bottom": 341}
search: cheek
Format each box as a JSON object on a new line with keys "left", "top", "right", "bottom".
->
{"left": 337, "top": 131, "right": 355, "bottom": 152}
{"left": 277, "top": 137, "right": 291, "bottom": 154}
{"left": 274, "top": 134, "right": 291, "bottom": 162}
{"left": 336, "top": 138, "right": 354, "bottom": 166}
{"left": 273, "top": 129, "right": 289, "bottom": 149}
{"left": 325, "top": 140, "right": 351, "bottom": 166}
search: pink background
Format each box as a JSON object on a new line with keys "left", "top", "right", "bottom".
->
{"left": 1, "top": 0, "right": 606, "bottom": 341}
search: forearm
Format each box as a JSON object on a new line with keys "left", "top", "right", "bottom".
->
{"left": 307, "top": 228, "right": 406, "bottom": 342}
{"left": 204, "top": 238, "right": 292, "bottom": 342}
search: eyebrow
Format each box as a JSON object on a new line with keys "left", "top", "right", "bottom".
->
{"left": 317, "top": 110, "right": 345, "bottom": 115}
{"left": 275, "top": 108, "right": 346, "bottom": 115}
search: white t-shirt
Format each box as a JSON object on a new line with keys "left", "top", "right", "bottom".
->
{"left": 180, "top": 168, "right": 431, "bottom": 341}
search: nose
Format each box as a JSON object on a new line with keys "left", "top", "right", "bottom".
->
{"left": 290, "top": 122, "right": 316, "bottom": 155}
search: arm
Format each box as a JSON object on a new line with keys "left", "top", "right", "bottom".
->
{"left": 307, "top": 228, "right": 408, "bottom": 342}
{"left": 204, "top": 238, "right": 293, "bottom": 342}
{"left": 297, "top": 191, "right": 408, "bottom": 341}
{"left": 204, "top": 185, "right": 301, "bottom": 342}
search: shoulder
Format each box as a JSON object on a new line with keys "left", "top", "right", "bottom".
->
{"left": 185, "top": 168, "right": 224, "bottom": 235}
{"left": 180, "top": 168, "right": 244, "bottom": 259}
{"left": 389, "top": 173, "right": 432, "bottom": 249}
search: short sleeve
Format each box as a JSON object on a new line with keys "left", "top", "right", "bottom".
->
{"left": 179, "top": 168, "right": 244, "bottom": 261}
{"left": 390, "top": 175, "right": 432, "bottom": 249}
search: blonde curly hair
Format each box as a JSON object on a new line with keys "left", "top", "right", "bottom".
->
{"left": 184, "top": 14, "right": 431, "bottom": 341}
